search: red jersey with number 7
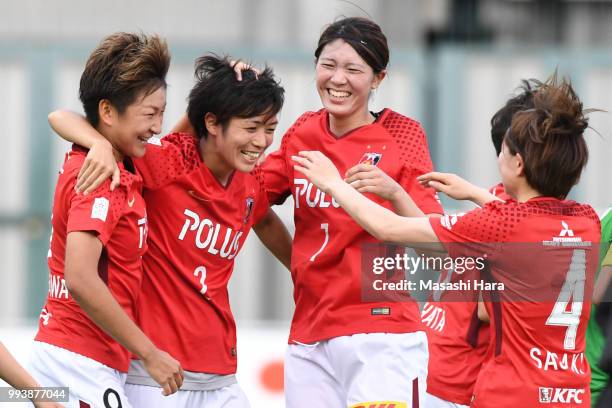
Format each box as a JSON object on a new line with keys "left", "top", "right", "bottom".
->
{"left": 430, "top": 197, "right": 600, "bottom": 408}
{"left": 261, "top": 109, "right": 443, "bottom": 343}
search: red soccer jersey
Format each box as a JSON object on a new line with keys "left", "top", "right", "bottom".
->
{"left": 36, "top": 146, "right": 147, "bottom": 372}
{"left": 422, "top": 290, "right": 490, "bottom": 404}
{"left": 488, "top": 182, "right": 512, "bottom": 201}
{"left": 422, "top": 182, "right": 509, "bottom": 404}
{"left": 431, "top": 197, "right": 601, "bottom": 408}
{"left": 132, "top": 132, "right": 268, "bottom": 374}
{"left": 262, "top": 109, "right": 443, "bottom": 343}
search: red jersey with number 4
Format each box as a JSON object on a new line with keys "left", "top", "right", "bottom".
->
{"left": 132, "top": 132, "right": 268, "bottom": 374}
{"left": 423, "top": 183, "right": 509, "bottom": 404}
{"left": 262, "top": 109, "right": 442, "bottom": 343}
{"left": 430, "top": 197, "right": 600, "bottom": 408}
{"left": 36, "top": 146, "right": 147, "bottom": 372}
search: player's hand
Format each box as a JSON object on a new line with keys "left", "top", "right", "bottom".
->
{"left": 230, "top": 60, "right": 260, "bottom": 81}
{"left": 345, "top": 164, "right": 402, "bottom": 201}
{"left": 141, "top": 348, "right": 184, "bottom": 396}
{"left": 292, "top": 151, "right": 343, "bottom": 193}
{"left": 76, "top": 139, "right": 120, "bottom": 195}
{"left": 417, "top": 172, "right": 477, "bottom": 201}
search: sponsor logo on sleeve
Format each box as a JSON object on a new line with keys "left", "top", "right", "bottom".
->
{"left": 440, "top": 213, "right": 465, "bottom": 230}
{"left": 91, "top": 197, "right": 109, "bottom": 221}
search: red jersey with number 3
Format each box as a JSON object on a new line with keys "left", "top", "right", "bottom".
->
{"left": 35, "top": 146, "right": 147, "bottom": 372}
{"left": 262, "top": 109, "right": 443, "bottom": 343}
{"left": 430, "top": 197, "right": 600, "bottom": 408}
{"left": 132, "top": 132, "right": 269, "bottom": 374}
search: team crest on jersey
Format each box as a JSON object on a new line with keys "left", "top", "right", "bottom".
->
{"left": 243, "top": 197, "right": 255, "bottom": 224}
{"left": 358, "top": 152, "right": 382, "bottom": 166}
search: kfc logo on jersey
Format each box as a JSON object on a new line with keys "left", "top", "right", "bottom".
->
{"left": 294, "top": 178, "right": 340, "bottom": 209}
{"left": 243, "top": 197, "right": 254, "bottom": 224}
{"left": 538, "top": 387, "right": 585, "bottom": 404}
{"left": 440, "top": 213, "right": 465, "bottom": 230}
{"left": 358, "top": 152, "right": 382, "bottom": 166}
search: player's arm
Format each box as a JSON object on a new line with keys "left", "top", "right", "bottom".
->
{"left": 344, "top": 163, "right": 426, "bottom": 217}
{"left": 293, "top": 151, "right": 443, "bottom": 249}
{"left": 0, "top": 342, "right": 65, "bottom": 407}
{"left": 253, "top": 208, "right": 292, "bottom": 270}
{"left": 48, "top": 110, "right": 119, "bottom": 194}
{"left": 169, "top": 114, "right": 195, "bottom": 134}
{"left": 64, "top": 231, "right": 183, "bottom": 396}
{"left": 417, "top": 172, "right": 502, "bottom": 207}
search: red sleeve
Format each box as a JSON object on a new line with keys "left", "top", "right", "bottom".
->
{"left": 383, "top": 114, "right": 443, "bottom": 215}
{"left": 260, "top": 113, "right": 314, "bottom": 205}
{"left": 430, "top": 202, "right": 509, "bottom": 258}
{"left": 66, "top": 179, "right": 126, "bottom": 245}
{"left": 249, "top": 166, "right": 271, "bottom": 225}
{"left": 133, "top": 132, "right": 200, "bottom": 190}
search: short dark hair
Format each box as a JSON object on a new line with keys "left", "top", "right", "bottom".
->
{"left": 504, "top": 75, "right": 591, "bottom": 199}
{"left": 79, "top": 32, "right": 170, "bottom": 127}
{"left": 490, "top": 79, "right": 541, "bottom": 156}
{"left": 187, "top": 55, "right": 285, "bottom": 140}
{"left": 315, "top": 17, "right": 389, "bottom": 74}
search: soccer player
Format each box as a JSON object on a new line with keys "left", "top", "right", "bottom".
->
{"left": 293, "top": 75, "right": 600, "bottom": 407}
{"left": 0, "top": 342, "right": 64, "bottom": 407}
{"left": 419, "top": 79, "right": 540, "bottom": 408}
{"left": 29, "top": 33, "right": 183, "bottom": 407}
{"left": 48, "top": 55, "right": 288, "bottom": 407}
{"left": 261, "top": 17, "right": 442, "bottom": 407}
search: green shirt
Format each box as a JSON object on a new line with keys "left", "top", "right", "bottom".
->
{"left": 587, "top": 207, "right": 612, "bottom": 406}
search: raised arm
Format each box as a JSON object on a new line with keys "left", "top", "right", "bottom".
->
{"left": 417, "top": 172, "right": 502, "bottom": 207}
{"left": 344, "top": 163, "right": 426, "bottom": 217}
{"left": 64, "top": 232, "right": 184, "bottom": 395}
{"left": 293, "top": 151, "right": 442, "bottom": 249}
{"left": 48, "top": 110, "right": 119, "bottom": 194}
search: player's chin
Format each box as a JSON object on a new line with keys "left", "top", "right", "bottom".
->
{"left": 236, "top": 161, "right": 257, "bottom": 173}
{"left": 131, "top": 143, "right": 147, "bottom": 158}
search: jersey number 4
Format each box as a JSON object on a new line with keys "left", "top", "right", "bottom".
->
{"left": 545, "top": 249, "right": 586, "bottom": 351}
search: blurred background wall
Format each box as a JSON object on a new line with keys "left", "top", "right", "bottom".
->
{"left": 0, "top": 0, "right": 611, "bottom": 403}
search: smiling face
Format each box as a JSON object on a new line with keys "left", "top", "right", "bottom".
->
{"left": 102, "top": 86, "right": 166, "bottom": 159}
{"left": 315, "top": 39, "right": 384, "bottom": 125}
{"left": 206, "top": 113, "right": 278, "bottom": 178}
